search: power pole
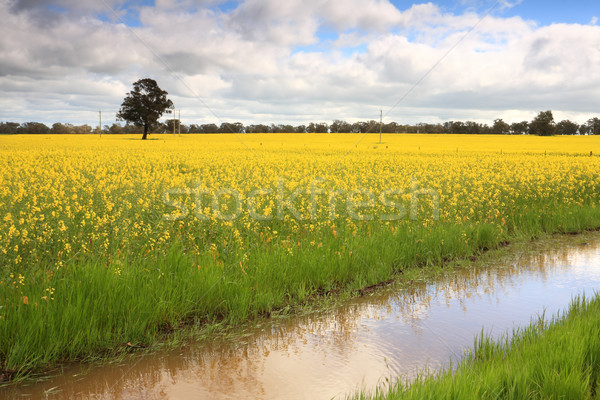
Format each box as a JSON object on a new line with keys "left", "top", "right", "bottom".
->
{"left": 178, "top": 109, "right": 181, "bottom": 137}
{"left": 379, "top": 109, "right": 382, "bottom": 144}
{"left": 172, "top": 108, "right": 176, "bottom": 135}
{"left": 99, "top": 110, "right": 102, "bottom": 138}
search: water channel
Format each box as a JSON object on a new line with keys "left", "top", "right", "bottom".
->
{"left": 4, "top": 232, "right": 600, "bottom": 399}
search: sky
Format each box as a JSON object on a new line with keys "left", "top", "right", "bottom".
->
{"left": 1, "top": 0, "right": 600, "bottom": 128}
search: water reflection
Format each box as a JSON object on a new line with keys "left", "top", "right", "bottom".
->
{"left": 5, "top": 235, "right": 600, "bottom": 400}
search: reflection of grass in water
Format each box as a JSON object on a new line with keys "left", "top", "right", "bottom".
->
{"left": 361, "top": 294, "right": 600, "bottom": 400}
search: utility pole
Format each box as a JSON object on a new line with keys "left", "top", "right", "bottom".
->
{"left": 99, "top": 110, "right": 102, "bottom": 138}
{"left": 172, "top": 107, "right": 176, "bottom": 135}
{"left": 178, "top": 109, "right": 181, "bottom": 137}
{"left": 379, "top": 109, "right": 383, "bottom": 144}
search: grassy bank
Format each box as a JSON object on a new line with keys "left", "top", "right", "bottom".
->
{"left": 3, "top": 205, "right": 600, "bottom": 382}
{"left": 1, "top": 134, "right": 600, "bottom": 380}
{"left": 358, "top": 292, "right": 600, "bottom": 400}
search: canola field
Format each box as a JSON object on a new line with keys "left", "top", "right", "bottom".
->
{"left": 1, "top": 133, "right": 600, "bottom": 378}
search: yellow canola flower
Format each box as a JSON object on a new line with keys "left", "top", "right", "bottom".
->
{"left": 0, "top": 132, "right": 598, "bottom": 273}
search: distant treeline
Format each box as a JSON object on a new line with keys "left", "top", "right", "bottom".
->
{"left": 2, "top": 111, "right": 600, "bottom": 136}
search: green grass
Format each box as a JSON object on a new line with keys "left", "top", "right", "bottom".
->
{"left": 2, "top": 202, "right": 600, "bottom": 381}
{"left": 357, "top": 293, "right": 600, "bottom": 400}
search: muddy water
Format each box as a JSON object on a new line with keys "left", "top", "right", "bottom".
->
{"left": 5, "top": 233, "right": 600, "bottom": 400}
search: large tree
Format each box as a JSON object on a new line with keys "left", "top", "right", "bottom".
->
{"left": 586, "top": 117, "right": 600, "bottom": 135}
{"left": 510, "top": 121, "right": 529, "bottom": 135}
{"left": 0, "top": 122, "right": 21, "bottom": 134}
{"left": 492, "top": 119, "right": 510, "bottom": 135}
{"left": 529, "top": 110, "right": 555, "bottom": 136}
{"left": 19, "top": 122, "right": 50, "bottom": 134}
{"left": 330, "top": 120, "right": 352, "bottom": 133}
{"left": 117, "top": 78, "right": 173, "bottom": 140}
{"left": 556, "top": 120, "right": 579, "bottom": 135}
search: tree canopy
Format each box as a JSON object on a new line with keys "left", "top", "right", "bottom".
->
{"left": 116, "top": 78, "right": 173, "bottom": 140}
{"left": 529, "top": 110, "right": 555, "bottom": 136}
{"left": 556, "top": 120, "right": 579, "bottom": 135}
{"left": 4, "top": 109, "right": 600, "bottom": 136}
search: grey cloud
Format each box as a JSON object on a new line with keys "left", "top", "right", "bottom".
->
{"left": 7, "top": 0, "right": 143, "bottom": 30}
{"left": 226, "top": 0, "right": 404, "bottom": 46}
{"left": 10, "top": 0, "right": 123, "bottom": 13}
{"left": 524, "top": 37, "right": 559, "bottom": 70}
{"left": 2, "top": 0, "right": 600, "bottom": 127}
{"left": 226, "top": 1, "right": 317, "bottom": 46}
{"left": 154, "top": 51, "right": 211, "bottom": 75}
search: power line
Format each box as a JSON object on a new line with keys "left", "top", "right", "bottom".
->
{"left": 343, "top": 0, "right": 503, "bottom": 156}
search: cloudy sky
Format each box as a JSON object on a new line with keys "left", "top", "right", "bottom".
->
{"left": 1, "top": 0, "right": 599, "bottom": 128}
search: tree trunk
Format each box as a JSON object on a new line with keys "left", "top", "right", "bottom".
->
{"left": 142, "top": 124, "right": 148, "bottom": 140}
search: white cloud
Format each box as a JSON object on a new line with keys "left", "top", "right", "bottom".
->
{"left": 1, "top": 0, "right": 600, "bottom": 127}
